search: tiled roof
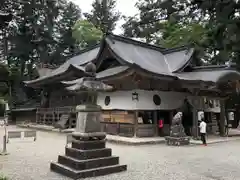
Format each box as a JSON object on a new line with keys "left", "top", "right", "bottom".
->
{"left": 25, "top": 33, "right": 240, "bottom": 87}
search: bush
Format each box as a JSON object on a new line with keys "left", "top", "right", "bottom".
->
{"left": 0, "top": 174, "right": 8, "bottom": 180}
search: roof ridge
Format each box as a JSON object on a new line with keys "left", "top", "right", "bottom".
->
{"left": 107, "top": 33, "right": 166, "bottom": 52}
{"left": 107, "top": 33, "right": 192, "bottom": 54}
{"left": 162, "top": 45, "right": 192, "bottom": 54}
{"left": 66, "top": 43, "right": 101, "bottom": 60}
{"left": 192, "top": 65, "right": 229, "bottom": 71}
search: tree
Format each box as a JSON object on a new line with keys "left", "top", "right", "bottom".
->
{"left": 1, "top": 0, "right": 82, "bottom": 107}
{"left": 152, "top": 0, "right": 240, "bottom": 65}
{"left": 84, "top": 0, "right": 121, "bottom": 34}
{"left": 158, "top": 21, "right": 209, "bottom": 65}
{"left": 122, "top": 0, "right": 176, "bottom": 43}
{"left": 72, "top": 20, "right": 103, "bottom": 48}
{"left": 122, "top": 0, "right": 240, "bottom": 66}
{"left": 6, "top": 0, "right": 81, "bottom": 77}
{"left": 48, "top": 1, "right": 82, "bottom": 64}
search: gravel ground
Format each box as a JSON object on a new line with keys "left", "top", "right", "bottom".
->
{"left": 0, "top": 126, "right": 240, "bottom": 180}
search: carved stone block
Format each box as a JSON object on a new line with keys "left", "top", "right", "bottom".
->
{"left": 165, "top": 136, "right": 190, "bottom": 146}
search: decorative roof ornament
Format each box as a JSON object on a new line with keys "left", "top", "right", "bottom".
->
{"left": 85, "top": 62, "right": 96, "bottom": 76}
{"left": 64, "top": 62, "right": 113, "bottom": 93}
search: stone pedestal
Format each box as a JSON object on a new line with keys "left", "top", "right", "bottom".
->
{"left": 165, "top": 123, "right": 190, "bottom": 146}
{"left": 165, "top": 136, "right": 190, "bottom": 146}
{"left": 50, "top": 105, "right": 127, "bottom": 179}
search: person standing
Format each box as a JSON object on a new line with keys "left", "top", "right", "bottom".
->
{"left": 199, "top": 118, "right": 207, "bottom": 146}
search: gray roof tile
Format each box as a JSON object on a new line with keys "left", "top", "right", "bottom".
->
{"left": 49, "top": 47, "right": 100, "bottom": 76}
{"left": 106, "top": 38, "right": 171, "bottom": 76}
{"left": 97, "top": 66, "right": 129, "bottom": 79}
{"left": 164, "top": 48, "right": 194, "bottom": 72}
{"left": 25, "top": 34, "right": 199, "bottom": 86}
{"left": 175, "top": 70, "right": 240, "bottom": 83}
{"left": 25, "top": 47, "right": 99, "bottom": 85}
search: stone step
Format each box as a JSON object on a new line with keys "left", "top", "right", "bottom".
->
{"left": 71, "top": 139, "right": 106, "bottom": 150}
{"left": 58, "top": 155, "right": 119, "bottom": 170}
{"left": 65, "top": 147, "right": 112, "bottom": 160}
{"left": 50, "top": 162, "right": 127, "bottom": 179}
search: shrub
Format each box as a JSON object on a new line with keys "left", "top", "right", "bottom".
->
{"left": 0, "top": 174, "right": 8, "bottom": 180}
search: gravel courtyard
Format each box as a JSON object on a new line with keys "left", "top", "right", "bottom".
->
{"left": 0, "top": 126, "right": 240, "bottom": 180}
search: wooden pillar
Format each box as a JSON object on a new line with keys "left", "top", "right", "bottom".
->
{"left": 134, "top": 111, "right": 138, "bottom": 137}
{"left": 69, "top": 113, "right": 72, "bottom": 129}
{"left": 57, "top": 108, "right": 60, "bottom": 122}
{"left": 168, "top": 111, "right": 173, "bottom": 136}
{"left": 153, "top": 111, "right": 158, "bottom": 136}
{"left": 52, "top": 110, "right": 55, "bottom": 125}
{"left": 35, "top": 113, "right": 37, "bottom": 124}
{"left": 219, "top": 99, "right": 226, "bottom": 136}
{"left": 43, "top": 112, "right": 46, "bottom": 125}
{"left": 35, "top": 108, "right": 38, "bottom": 124}
{"left": 192, "top": 98, "right": 199, "bottom": 139}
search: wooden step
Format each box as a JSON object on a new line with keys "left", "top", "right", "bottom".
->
{"left": 50, "top": 162, "right": 127, "bottom": 179}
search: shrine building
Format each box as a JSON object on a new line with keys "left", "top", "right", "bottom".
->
{"left": 20, "top": 33, "right": 240, "bottom": 138}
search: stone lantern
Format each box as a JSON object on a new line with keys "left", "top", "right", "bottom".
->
{"left": 50, "top": 63, "right": 127, "bottom": 179}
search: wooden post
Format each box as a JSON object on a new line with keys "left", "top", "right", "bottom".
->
{"left": 69, "top": 113, "right": 72, "bottom": 129}
{"left": 153, "top": 111, "right": 158, "bottom": 136}
{"left": 192, "top": 96, "right": 199, "bottom": 139}
{"left": 52, "top": 111, "right": 54, "bottom": 125}
{"left": 43, "top": 112, "right": 46, "bottom": 125}
{"left": 134, "top": 111, "right": 138, "bottom": 137}
{"left": 36, "top": 112, "right": 38, "bottom": 124}
{"left": 169, "top": 111, "right": 173, "bottom": 136}
{"left": 57, "top": 108, "right": 60, "bottom": 123}
{"left": 219, "top": 99, "right": 226, "bottom": 136}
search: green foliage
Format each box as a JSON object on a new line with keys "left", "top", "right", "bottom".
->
{"left": 0, "top": 174, "right": 8, "bottom": 180}
{"left": 49, "top": 1, "right": 82, "bottom": 64}
{"left": 72, "top": 20, "right": 103, "bottom": 48}
{"left": 158, "top": 21, "right": 209, "bottom": 65}
{"left": 122, "top": 0, "right": 240, "bottom": 66}
{"left": 2, "top": 0, "right": 81, "bottom": 78}
{"left": 123, "top": 0, "right": 167, "bottom": 43}
{"left": 84, "top": 0, "right": 121, "bottom": 34}
{"left": 160, "top": 23, "right": 206, "bottom": 47}
{"left": 0, "top": 0, "right": 82, "bottom": 106}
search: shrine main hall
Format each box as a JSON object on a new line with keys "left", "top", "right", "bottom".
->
{"left": 16, "top": 33, "right": 240, "bottom": 138}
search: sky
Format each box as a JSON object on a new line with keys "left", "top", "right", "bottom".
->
{"left": 70, "top": 0, "right": 138, "bottom": 34}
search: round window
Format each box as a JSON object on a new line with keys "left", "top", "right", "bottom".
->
{"left": 105, "top": 96, "right": 111, "bottom": 106}
{"left": 153, "top": 94, "right": 161, "bottom": 105}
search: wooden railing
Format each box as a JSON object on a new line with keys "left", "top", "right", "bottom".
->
{"left": 36, "top": 106, "right": 77, "bottom": 127}
{"left": 136, "top": 124, "right": 156, "bottom": 137}
{"left": 100, "top": 122, "right": 134, "bottom": 137}
{"left": 100, "top": 122, "right": 159, "bottom": 137}
{"left": 37, "top": 106, "right": 76, "bottom": 114}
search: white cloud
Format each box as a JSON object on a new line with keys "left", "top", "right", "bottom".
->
{"left": 70, "top": 0, "right": 138, "bottom": 34}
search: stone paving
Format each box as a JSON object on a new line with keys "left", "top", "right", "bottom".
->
{"left": 1, "top": 126, "right": 240, "bottom": 180}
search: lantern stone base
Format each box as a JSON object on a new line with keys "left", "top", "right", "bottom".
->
{"left": 165, "top": 136, "right": 190, "bottom": 146}
{"left": 50, "top": 135, "right": 127, "bottom": 179}
{"left": 72, "top": 132, "right": 106, "bottom": 141}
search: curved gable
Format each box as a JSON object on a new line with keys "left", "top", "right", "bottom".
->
{"left": 164, "top": 48, "right": 194, "bottom": 72}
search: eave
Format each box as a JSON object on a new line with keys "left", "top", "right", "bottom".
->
{"left": 24, "top": 64, "right": 89, "bottom": 88}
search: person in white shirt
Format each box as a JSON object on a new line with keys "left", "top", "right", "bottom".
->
{"left": 199, "top": 118, "right": 207, "bottom": 146}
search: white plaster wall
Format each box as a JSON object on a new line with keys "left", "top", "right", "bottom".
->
{"left": 97, "top": 90, "right": 189, "bottom": 110}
